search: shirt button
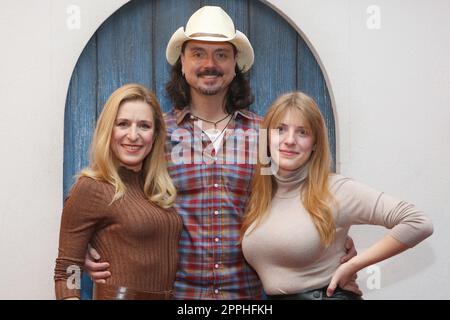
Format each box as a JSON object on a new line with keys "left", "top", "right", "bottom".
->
{"left": 214, "top": 289, "right": 219, "bottom": 294}
{"left": 313, "top": 291, "right": 321, "bottom": 299}
{"left": 214, "top": 210, "right": 219, "bottom": 215}
{"left": 214, "top": 183, "right": 219, "bottom": 188}
{"left": 214, "top": 264, "right": 219, "bottom": 269}
{"left": 214, "top": 237, "right": 220, "bottom": 243}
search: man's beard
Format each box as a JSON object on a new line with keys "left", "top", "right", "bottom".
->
{"left": 199, "top": 87, "right": 222, "bottom": 96}
{"left": 196, "top": 68, "right": 224, "bottom": 96}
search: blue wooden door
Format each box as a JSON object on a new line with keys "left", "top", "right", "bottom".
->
{"left": 63, "top": 0, "right": 335, "bottom": 299}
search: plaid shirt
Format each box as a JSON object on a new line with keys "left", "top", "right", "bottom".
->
{"left": 164, "top": 107, "right": 263, "bottom": 299}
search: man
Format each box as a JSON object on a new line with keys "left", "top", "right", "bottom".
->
{"left": 85, "top": 6, "right": 358, "bottom": 300}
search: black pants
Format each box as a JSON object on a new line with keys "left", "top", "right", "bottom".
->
{"left": 267, "top": 286, "right": 363, "bottom": 300}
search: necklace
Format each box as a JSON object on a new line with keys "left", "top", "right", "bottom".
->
{"left": 190, "top": 113, "right": 232, "bottom": 129}
{"left": 205, "top": 114, "right": 234, "bottom": 145}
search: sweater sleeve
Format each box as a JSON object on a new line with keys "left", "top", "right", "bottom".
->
{"left": 331, "top": 175, "right": 433, "bottom": 247}
{"left": 54, "top": 177, "right": 108, "bottom": 300}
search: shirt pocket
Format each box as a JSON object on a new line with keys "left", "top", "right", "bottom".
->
{"left": 221, "top": 164, "right": 254, "bottom": 198}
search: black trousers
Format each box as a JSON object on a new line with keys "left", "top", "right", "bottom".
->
{"left": 267, "top": 286, "right": 363, "bottom": 300}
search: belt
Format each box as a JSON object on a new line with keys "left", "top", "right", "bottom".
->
{"left": 267, "top": 286, "right": 362, "bottom": 300}
{"left": 93, "top": 283, "right": 174, "bottom": 300}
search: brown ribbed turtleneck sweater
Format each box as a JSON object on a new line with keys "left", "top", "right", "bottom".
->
{"left": 54, "top": 167, "right": 182, "bottom": 299}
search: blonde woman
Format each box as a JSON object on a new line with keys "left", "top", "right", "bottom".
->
{"left": 54, "top": 84, "right": 182, "bottom": 300}
{"left": 241, "top": 92, "right": 433, "bottom": 300}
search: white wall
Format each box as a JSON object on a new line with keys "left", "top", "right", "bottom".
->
{"left": 0, "top": 0, "right": 448, "bottom": 299}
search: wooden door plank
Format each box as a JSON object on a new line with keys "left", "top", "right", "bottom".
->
{"left": 96, "top": 0, "right": 153, "bottom": 116}
{"left": 153, "top": 0, "right": 201, "bottom": 112}
{"left": 248, "top": 0, "right": 297, "bottom": 116}
{"left": 201, "top": 0, "right": 249, "bottom": 34}
{"left": 63, "top": 35, "right": 97, "bottom": 197}
{"left": 297, "top": 36, "right": 336, "bottom": 169}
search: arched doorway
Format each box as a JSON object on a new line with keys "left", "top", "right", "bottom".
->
{"left": 63, "top": 0, "right": 335, "bottom": 298}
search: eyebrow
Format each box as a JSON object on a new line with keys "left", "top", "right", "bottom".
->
{"left": 188, "top": 46, "right": 206, "bottom": 52}
{"left": 278, "top": 123, "right": 307, "bottom": 129}
{"left": 214, "top": 48, "right": 232, "bottom": 52}
{"left": 188, "top": 46, "right": 233, "bottom": 53}
{"left": 115, "top": 118, "right": 152, "bottom": 123}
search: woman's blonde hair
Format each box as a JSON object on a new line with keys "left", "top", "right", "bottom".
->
{"left": 241, "top": 91, "right": 335, "bottom": 246}
{"left": 80, "top": 83, "right": 176, "bottom": 208}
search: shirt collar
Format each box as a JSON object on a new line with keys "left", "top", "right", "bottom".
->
{"left": 174, "top": 106, "right": 254, "bottom": 125}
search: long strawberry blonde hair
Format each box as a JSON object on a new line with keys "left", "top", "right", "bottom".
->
{"left": 241, "top": 91, "right": 335, "bottom": 246}
{"left": 80, "top": 83, "right": 176, "bottom": 208}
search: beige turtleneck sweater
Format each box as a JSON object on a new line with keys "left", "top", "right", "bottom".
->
{"left": 242, "top": 167, "right": 433, "bottom": 295}
{"left": 54, "top": 167, "right": 183, "bottom": 299}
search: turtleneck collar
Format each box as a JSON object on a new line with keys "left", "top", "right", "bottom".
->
{"left": 274, "top": 163, "right": 309, "bottom": 199}
{"left": 118, "top": 166, "right": 143, "bottom": 184}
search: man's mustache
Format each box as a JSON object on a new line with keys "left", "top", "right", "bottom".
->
{"left": 196, "top": 69, "right": 224, "bottom": 77}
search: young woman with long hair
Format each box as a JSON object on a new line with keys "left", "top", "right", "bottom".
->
{"left": 241, "top": 91, "right": 433, "bottom": 300}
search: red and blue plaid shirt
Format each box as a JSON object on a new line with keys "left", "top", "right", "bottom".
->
{"left": 164, "top": 107, "right": 263, "bottom": 299}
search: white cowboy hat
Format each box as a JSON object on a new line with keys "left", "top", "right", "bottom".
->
{"left": 165, "top": 6, "right": 254, "bottom": 73}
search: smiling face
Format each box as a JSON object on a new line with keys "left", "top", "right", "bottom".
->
{"left": 270, "top": 108, "right": 316, "bottom": 176}
{"left": 110, "top": 100, "right": 155, "bottom": 171}
{"left": 180, "top": 40, "right": 237, "bottom": 98}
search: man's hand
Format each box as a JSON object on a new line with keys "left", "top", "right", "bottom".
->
{"left": 84, "top": 245, "right": 111, "bottom": 284}
{"left": 340, "top": 236, "right": 357, "bottom": 263}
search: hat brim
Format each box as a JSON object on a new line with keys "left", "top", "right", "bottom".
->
{"left": 166, "top": 27, "right": 254, "bottom": 73}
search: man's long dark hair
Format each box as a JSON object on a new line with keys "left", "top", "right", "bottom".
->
{"left": 165, "top": 58, "right": 254, "bottom": 113}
